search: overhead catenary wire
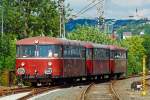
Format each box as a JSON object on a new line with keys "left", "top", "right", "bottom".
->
{"left": 75, "top": 0, "right": 97, "bottom": 16}
{"left": 73, "top": 0, "right": 103, "bottom": 18}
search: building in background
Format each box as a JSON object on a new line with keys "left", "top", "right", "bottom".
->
{"left": 123, "top": 32, "right": 132, "bottom": 39}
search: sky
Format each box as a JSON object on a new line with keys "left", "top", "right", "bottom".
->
{"left": 65, "top": 0, "right": 150, "bottom": 19}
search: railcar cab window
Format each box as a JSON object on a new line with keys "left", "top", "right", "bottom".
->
{"left": 16, "top": 45, "right": 62, "bottom": 58}
{"left": 16, "top": 45, "right": 36, "bottom": 57}
{"left": 38, "top": 45, "right": 61, "bottom": 57}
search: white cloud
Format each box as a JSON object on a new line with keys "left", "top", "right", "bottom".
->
{"left": 65, "top": 0, "right": 88, "bottom": 9}
{"left": 112, "top": 0, "right": 150, "bottom": 7}
{"left": 65, "top": 0, "right": 150, "bottom": 19}
{"left": 65, "top": 0, "right": 98, "bottom": 18}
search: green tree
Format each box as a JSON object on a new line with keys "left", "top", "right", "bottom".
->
{"left": 117, "top": 23, "right": 150, "bottom": 38}
{"left": 0, "top": 34, "right": 16, "bottom": 70}
{"left": 0, "top": 0, "right": 61, "bottom": 69}
{"left": 121, "top": 36, "right": 145, "bottom": 75}
{"left": 0, "top": 0, "right": 60, "bottom": 39}
{"left": 142, "top": 34, "right": 150, "bottom": 69}
{"left": 67, "top": 26, "right": 116, "bottom": 44}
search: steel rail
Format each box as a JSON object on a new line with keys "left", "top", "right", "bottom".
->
{"left": 17, "top": 85, "right": 62, "bottom": 100}
{"left": 79, "top": 83, "right": 94, "bottom": 100}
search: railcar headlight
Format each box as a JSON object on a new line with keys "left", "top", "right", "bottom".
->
{"left": 48, "top": 62, "right": 52, "bottom": 66}
{"left": 17, "top": 68, "right": 25, "bottom": 75}
{"left": 35, "top": 70, "right": 38, "bottom": 73}
{"left": 45, "top": 68, "right": 52, "bottom": 75}
{"left": 21, "top": 62, "right": 25, "bottom": 67}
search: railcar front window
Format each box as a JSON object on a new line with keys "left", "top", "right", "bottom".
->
{"left": 38, "top": 45, "right": 61, "bottom": 57}
{"left": 17, "top": 45, "right": 62, "bottom": 58}
{"left": 17, "top": 45, "right": 36, "bottom": 57}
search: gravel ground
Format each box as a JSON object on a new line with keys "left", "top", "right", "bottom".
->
{"left": 0, "top": 92, "right": 30, "bottom": 100}
{"left": 30, "top": 86, "right": 86, "bottom": 100}
{"left": 114, "top": 75, "right": 150, "bottom": 100}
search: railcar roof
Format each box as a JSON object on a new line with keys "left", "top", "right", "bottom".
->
{"left": 92, "top": 43, "right": 109, "bottom": 49}
{"left": 80, "top": 41, "right": 93, "bottom": 48}
{"left": 16, "top": 36, "right": 84, "bottom": 46}
{"left": 108, "top": 45, "right": 127, "bottom": 51}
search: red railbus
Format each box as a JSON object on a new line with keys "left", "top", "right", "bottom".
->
{"left": 16, "top": 36, "right": 127, "bottom": 85}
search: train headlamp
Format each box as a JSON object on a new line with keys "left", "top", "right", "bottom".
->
{"left": 35, "top": 70, "right": 38, "bottom": 73}
{"left": 34, "top": 40, "right": 39, "bottom": 44}
{"left": 21, "top": 62, "right": 25, "bottom": 67}
{"left": 48, "top": 62, "right": 52, "bottom": 66}
{"left": 17, "top": 68, "right": 25, "bottom": 75}
{"left": 45, "top": 68, "right": 52, "bottom": 75}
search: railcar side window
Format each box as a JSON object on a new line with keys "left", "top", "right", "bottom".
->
{"left": 86, "top": 49, "right": 92, "bottom": 59}
{"left": 114, "top": 51, "right": 127, "bottom": 59}
{"left": 110, "top": 50, "right": 114, "bottom": 58}
{"left": 121, "top": 51, "right": 126, "bottom": 59}
{"left": 63, "top": 45, "right": 84, "bottom": 58}
{"left": 106, "top": 49, "right": 110, "bottom": 58}
{"left": 94, "top": 48, "right": 109, "bottom": 60}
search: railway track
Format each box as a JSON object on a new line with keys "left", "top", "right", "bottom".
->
{"left": 110, "top": 80, "right": 121, "bottom": 100}
{"left": 79, "top": 83, "right": 94, "bottom": 100}
{"left": 17, "top": 85, "right": 63, "bottom": 100}
{"left": 79, "top": 81, "right": 121, "bottom": 100}
{"left": 0, "top": 75, "right": 149, "bottom": 100}
{"left": 0, "top": 87, "right": 33, "bottom": 97}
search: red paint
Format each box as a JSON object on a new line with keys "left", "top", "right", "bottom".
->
{"left": 16, "top": 58, "right": 63, "bottom": 77}
{"left": 86, "top": 60, "right": 93, "bottom": 75}
{"left": 109, "top": 59, "right": 115, "bottom": 73}
{"left": 93, "top": 59, "right": 110, "bottom": 75}
{"left": 63, "top": 59, "right": 86, "bottom": 77}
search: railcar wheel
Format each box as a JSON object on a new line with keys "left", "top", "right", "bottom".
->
{"left": 116, "top": 73, "right": 121, "bottom": 79}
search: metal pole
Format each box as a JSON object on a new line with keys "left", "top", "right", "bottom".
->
{"left": 59, "top": 0, "right": 63, "bottom": 38}
{"left": 63, "top": 7, "right": 65, "bottom": 38}
{"left": 59, "top": 11, "right": 62, "bottom": 38}
{"left": 1, "top": 0, "right": 3, "bottom": 37}
{"left": 63, "top": 19, "right": 66, "bottom": 38}
{"left": 59, "top": 0, "right": 65, "bottom": 38}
